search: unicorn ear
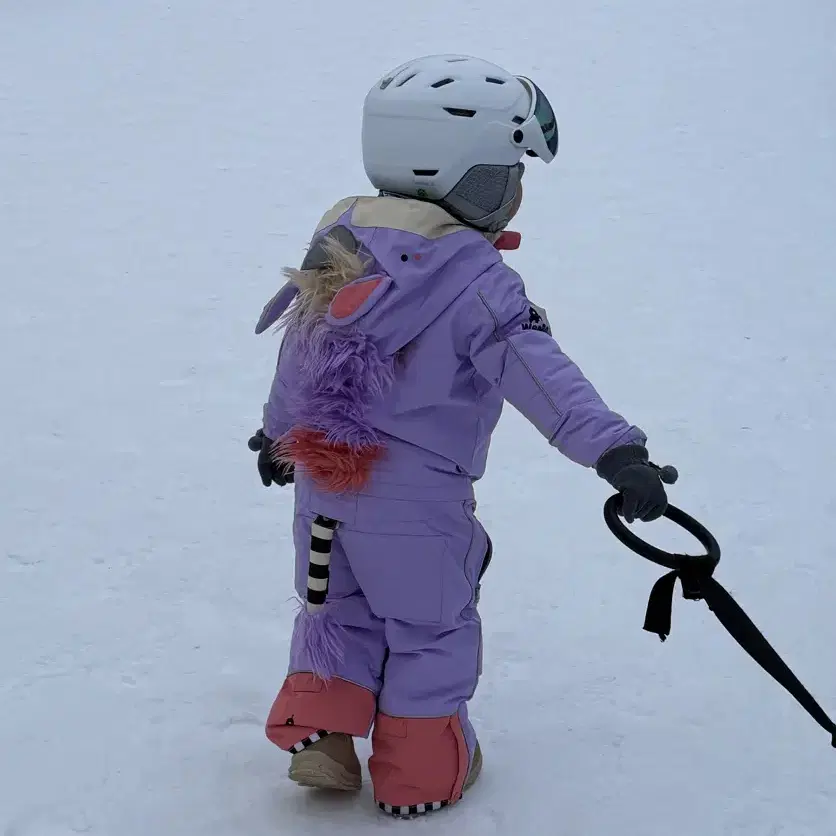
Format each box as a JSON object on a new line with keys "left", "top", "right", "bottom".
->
{"left": 326, "top": 274, "right": 392, "bottom": 326}
{"left": 255, "top": 282, "right": 299, "bottom": 334}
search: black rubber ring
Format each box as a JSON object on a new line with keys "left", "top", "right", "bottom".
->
{"left": 603, "top": 494, "right": 721, "bottom": 571}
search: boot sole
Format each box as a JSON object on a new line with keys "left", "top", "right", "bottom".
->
{"left": 288, "top": 752, "right": 362, "bottom": 792}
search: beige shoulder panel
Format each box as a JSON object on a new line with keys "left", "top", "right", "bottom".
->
{"left": 313, "top": 197, "right": 361, "bottom": 234}
{"left": 350, "top": 196, "right": 472, "bottom": 240}
{"left": 312, "top": 195, "right": 497, "bottom": 243}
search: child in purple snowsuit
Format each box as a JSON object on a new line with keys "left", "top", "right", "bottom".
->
{"left": 249, "top": 55, "right": 672, "bottom": 817}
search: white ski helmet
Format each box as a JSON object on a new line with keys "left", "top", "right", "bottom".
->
{"left": 362, "top": 54, "right": 558, "bottom": 232}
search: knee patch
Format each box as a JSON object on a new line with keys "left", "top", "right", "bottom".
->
{"left": 265, "top": 673, "right": 375, "bottom": 751}
{"left": 369, "top": 712, "right": 470, "bottom": 812}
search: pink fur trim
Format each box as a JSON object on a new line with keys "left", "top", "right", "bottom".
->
{"left": 278, "top": 426, "right": 384, "bottom": 493}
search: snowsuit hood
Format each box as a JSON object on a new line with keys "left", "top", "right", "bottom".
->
{"left": 256, "top": 195, "right": 503, "bottom": 355}
{"left": 258, "top": 194, "right": 645, "bottom": 501}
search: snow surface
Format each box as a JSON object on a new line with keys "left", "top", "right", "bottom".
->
{"left": 2, "top": 1, "right": 836, "bottom": 833}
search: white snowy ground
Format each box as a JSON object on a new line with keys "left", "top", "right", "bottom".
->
{"left": 2, "top": 1, "right": 835, "bottom": 833}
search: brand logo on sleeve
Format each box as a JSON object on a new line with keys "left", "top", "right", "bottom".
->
{"left": 522, "top": 303, "right": 551, "bottom": 336}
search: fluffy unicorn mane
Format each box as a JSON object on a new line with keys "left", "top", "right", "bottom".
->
{"left": 274, "top": 233, "right": 395, "bottom": 493}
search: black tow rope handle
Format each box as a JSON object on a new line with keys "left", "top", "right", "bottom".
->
{"left": 604, "top": 467, "right": 836, "bottom": 749}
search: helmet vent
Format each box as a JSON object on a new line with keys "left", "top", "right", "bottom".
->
{"left": 446, "top": 57, "right": 468, "bottom": 62}
{"left": 413, "top": 169, "right": 439, "bottom": 176}
{"left": 395, "top": 72, "right": 418, "bottom": 87}
{"left": 444, "top": 107, "right": 476, "bottom": 118}
{"left": 485, "top": 76, "right": 506, "bottom": 84}
{"left": 431, "top": 78, "right": 455, "bottom": 88}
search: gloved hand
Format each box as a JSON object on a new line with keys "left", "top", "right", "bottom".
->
{"left": 248, "top": 428, "right": 295, "bottom": 487}
{"left": 595, "top": 444, "right": 671, "bottom": 523}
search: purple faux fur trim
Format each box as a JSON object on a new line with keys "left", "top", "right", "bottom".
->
{"left": 289, "top": 318, "right": 395, "bottom": 449}
{"left": 296, "top": 605, "right": 346, "bottom": 681}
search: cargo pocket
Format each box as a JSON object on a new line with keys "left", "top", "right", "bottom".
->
{"left": 339, "top": 530, "right": 447, "bottom": 624}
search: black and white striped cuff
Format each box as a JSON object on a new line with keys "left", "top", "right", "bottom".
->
{"left": 288, "top": 730, "right": 329, "bottom": 754}
{"left": 378, "top": 800, "right": 449, "bottom": 817}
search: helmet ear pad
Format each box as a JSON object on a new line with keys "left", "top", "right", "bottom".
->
{"left": 509, "top": 180, "right": 524, "bottom": 220}
{"left": 437, "top": 162, "right": 525, "bottom": 233}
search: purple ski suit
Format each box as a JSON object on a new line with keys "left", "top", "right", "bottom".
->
{"left": 259, "top": 195, "right": 645, "bottom": 811}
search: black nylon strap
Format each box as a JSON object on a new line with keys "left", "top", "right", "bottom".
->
{"left": 643, "top": 568, "right": 836, "bottom": 747}
{"left": 643, "top": 570, "right": 679, "bottom": 639}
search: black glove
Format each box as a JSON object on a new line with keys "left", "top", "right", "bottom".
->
{"left": 248, "top": 428, "right": 295, "bottom": 487}
{"left": 595, "top": 444, "right": 672, "bottom": 523}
